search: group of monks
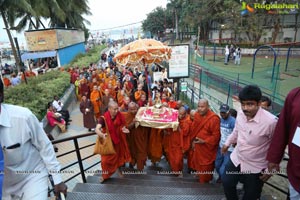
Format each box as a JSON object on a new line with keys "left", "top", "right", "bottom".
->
{"left": 68, "top": 65, "right": 221, "bottom": 184}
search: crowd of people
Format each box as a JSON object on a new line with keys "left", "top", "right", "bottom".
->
{"left": 1, "top": 57, "right": 58, "bottom": 89}
{"left": 0, "top": 54, "right": 299, "bottom": 199}
{"left": 67, "top": 61, "right": 299, "bottom": 199}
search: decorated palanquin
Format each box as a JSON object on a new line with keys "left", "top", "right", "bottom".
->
{"left": 135, "top": 106, "right": 179, "bottom": 131}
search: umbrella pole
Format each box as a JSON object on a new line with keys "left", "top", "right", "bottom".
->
{"left": 143, "top": 61, "right": 151, "bottom": 101}
{"left": 175, "top": 78, "right": 180, "bottom": 101}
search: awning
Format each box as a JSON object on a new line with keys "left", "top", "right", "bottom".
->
{"left": 21, "top": 50, "right": 57, "bottom": 61}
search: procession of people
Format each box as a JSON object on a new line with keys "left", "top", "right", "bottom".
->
{"left": 67, "top": 59, "right": 300, "bottom": 200}
{"left": 0, "top": 43, "right": 299, "bottom": 199}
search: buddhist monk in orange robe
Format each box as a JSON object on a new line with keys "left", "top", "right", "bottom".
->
{"left": 90, "top": 85, "right": 102, "bottom": 119}
{"left": 134, "top": 84, "right": 146, "bottom": 102}
{"left": 122, "top": 102, "right": 137, "bottom": 167}
{"left": 91, "top": 70, "right": 100, "bottom": 82}
{"left": 148, "top": 128, "right": 163, "bottom": 165}
{"left": 119, "top": 96, "right": 130, "bottom": 112}
{"left": 122, "top": 102, "right": 150, "bottom": 170}
{"left": 95, "top": 101, "right": 131, "bottom": 182}
{"left": 89, "top": 78, "right": 99, "bottom": 92}
{"left": 105, "top": 74, "right": 116, "bottom": 87}
{"left": 117, "top": 89, "right": 126, "bottom": 106}
{"left": 107, "top": 83, "right": 116, "bottom": 100}
{"left": 148, "top": 96, "right": 169, "bottom": 165}
{"left": 134, "top": 124, "right": 150, "bottom": 170}
{"left": 191, "top": 99, "right": 220, "bottom": 183}
{"left": 167, "top": 107, "right": 191, "bottom": 176}
{"left": 101, "top": 89, "right": 113, "bottom": 115}
{"left": 168, "top": 96, "right": 177, "bottom": 109}
{"left": 187, "top": 109, "right": 197, "bottom": 171}
{"left": 98, "top": 69, "right": 106, "bottom": 80}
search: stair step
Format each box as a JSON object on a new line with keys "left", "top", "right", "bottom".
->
{"left": 86, "top": 175, "right": 217, "bottom": 188}
{"left": 66, "top": 192, "right": 225, "bottom": 200}
{"left": 121, "top": 173, "right": 197, "bottom": 182}
{"left": 73, "top": 182, "right": 224, "bottom": 195}
{"left": 94, "top": 170, "right": 198, "bottom": 182}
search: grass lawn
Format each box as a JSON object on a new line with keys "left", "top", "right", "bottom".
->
{"left": 193, "top": 54, "right": 300, "bottom": 98}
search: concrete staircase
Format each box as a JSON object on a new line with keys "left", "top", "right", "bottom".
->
{"left": 66, "top": 158, "right": 225, "bottom": 200}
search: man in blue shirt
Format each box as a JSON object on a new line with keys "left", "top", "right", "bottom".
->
{"left": 0, "top": 145, "right": 3, "bottom": 199}
{"left": 215, "top": 104, "right": 236, "bottom": 182}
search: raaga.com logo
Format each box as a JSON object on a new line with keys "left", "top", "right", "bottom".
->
{"left": 241, "top": 1, "right": 299, "bottom": 15}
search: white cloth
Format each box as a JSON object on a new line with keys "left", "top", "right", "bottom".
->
{"left": 225, "top": 47, "right": 230, "bottom": 55}
{"left": 0, "top": 104, "right": 62, "bottom": 199}
{"left": 52, "top": 100, "right": 63, "bottom": 112}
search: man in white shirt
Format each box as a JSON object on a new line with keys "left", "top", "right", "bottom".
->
{"left": 0, "top": 79, "right": 67, "bottom": 200}
{"left": 52, "top": 95, "right": 71, "bottom": 124}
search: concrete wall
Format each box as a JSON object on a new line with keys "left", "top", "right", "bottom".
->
{"left": 42, "top": 85, "right": 77, "bottom": 138}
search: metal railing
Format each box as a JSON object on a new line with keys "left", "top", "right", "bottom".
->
{"left": 181, "top": 73, "right": 290, "bottom": 199}
{"left": 48, "top": 132, "right": 100, "bottom": 195}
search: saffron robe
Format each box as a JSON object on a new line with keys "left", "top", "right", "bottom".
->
{"left": 99, "top": 112, "right": 131, "bottom": 180}
{"left": 90, "top": 90, "right": 102, "bottom": 119}
{"left": 148, "top": 128, "right": 163, "bottom": 163}
{"left": 168, "top": 116, "right": 191, "bottom": 173}
{"left": 191, "top": 110, "right": 220, "bottom": 183}
{"left": 134, "top": 90, "right": 146, "bottom": 102}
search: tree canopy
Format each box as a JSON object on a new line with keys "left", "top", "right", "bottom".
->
{"left": 141, "top": 0, "right": 299, "bottom": 46}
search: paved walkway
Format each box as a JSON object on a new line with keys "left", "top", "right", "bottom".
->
{"left": 51, "top": 102, "right": 100, "bottom": 193}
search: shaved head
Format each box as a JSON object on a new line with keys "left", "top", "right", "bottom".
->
{"left": 108, "top": 101, "right": 119, "bottom": 118}
{"left": 178, "top": 106, "right": 187, "bottom": 120}
{"left": 190, "top": 109, "right": 196, "bottom": 121}
{"left": 197, "top": 99, "right": 209, "bottom": 116}
{"left": 108, "top": 101, "right": 118, "bottom": 108}
{"left": 179, "top": 106, "right": 186, "bottom": 113}
{"left": 198, "top": 99, "right": 209, "bottom": 106}
{"left": 128, "top": 102, "right": 136, "bottom": 109}
{"left": 128, "top": 102, "right": 138, "bottom": 114}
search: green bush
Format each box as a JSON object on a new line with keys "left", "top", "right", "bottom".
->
{"left": 4, "top": 71, "right": 70, "bottom": 120}
{"left": 67, "top": 44, "right": 106, "bottom": 68}
{"left": 3, "top": 44, "right": 107, "bottom": 120}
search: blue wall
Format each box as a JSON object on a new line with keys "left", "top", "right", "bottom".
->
{"left": 57, "top": 42, "right": 85, "bottom": 66}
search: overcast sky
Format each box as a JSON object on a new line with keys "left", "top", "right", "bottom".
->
{"left": 0, "top": 0, "right": 168, "bottom": 46}
{"left": 86, "top": 0, "right": 168, "bottom": 31}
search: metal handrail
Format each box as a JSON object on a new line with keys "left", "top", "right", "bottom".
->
{"left": 48, "top": 132, "right": 100, "bottom": 196}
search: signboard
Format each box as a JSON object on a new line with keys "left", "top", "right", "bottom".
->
{"left": 25, "top": 30, "right": 59, "bottom": 51}
{"left": 56, "top": 29, "right": 85, "bottom": 48}
{"left": 25, "top": 29, "right": 85, "bottom": 51}
{"left": 180, "top": 82, "right": 187, "bottom": 92}
{"left": 168, "top": 44, "right": 189, "bottom": 79}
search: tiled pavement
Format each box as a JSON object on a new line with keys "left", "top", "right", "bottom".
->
{"left": 52, "top": 101, "right": 101, "bottom": 193}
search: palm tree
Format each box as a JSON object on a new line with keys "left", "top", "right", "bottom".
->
{"left": 0, "top": 0, "right": 33, "bottom": 71}
{"left": 9, "top": 0, "right": 91, "bottom": 36}
{"left": 49, "top": 0, "right": 91, "bottom": 29}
